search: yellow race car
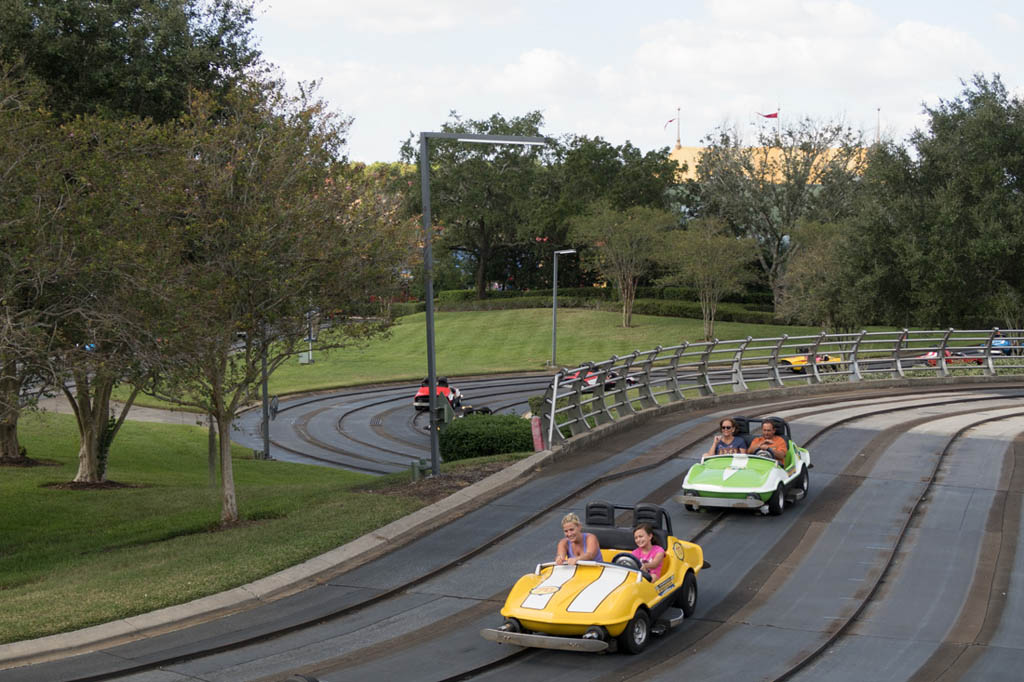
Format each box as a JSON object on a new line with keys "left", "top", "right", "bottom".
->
{"left": 780, "top": 346, "right": 841, "bottom": 373}
{"left": 480, "top": 501, "right": 708, "bottom": 654}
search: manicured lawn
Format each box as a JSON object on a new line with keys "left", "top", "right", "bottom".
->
{"left": 226, "top": 309, "right": 825, "bottom": 397}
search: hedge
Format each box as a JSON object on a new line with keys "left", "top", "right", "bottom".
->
{"left": 439, "top": 413, "right": 534, "bottom": 461}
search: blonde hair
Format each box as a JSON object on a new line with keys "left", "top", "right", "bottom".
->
{"left": 561, "top": 512, "right": 581, "bottom": 527}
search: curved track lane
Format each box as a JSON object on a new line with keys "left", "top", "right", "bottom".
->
{"left": 231, "top": 376, "right": 552, "bottom": 474}
{"left": 7, "top": 384, "right": 1024, "bottom": 682}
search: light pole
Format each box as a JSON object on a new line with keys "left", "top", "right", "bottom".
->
{"left": 551, "top": 249, "right": 576, "bottom": 367}
{"left": 419, "top": 131, "right": 546, "bottom": 476}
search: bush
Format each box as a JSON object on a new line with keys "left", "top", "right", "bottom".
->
{"left": 439, "top": 414, "right": 533, "bottom": 461}
{"left": 390, "top": 301, "right": 425, "bottom": 317}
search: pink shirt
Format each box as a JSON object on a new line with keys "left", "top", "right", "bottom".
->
{"left": 631, "top": 545, "right": 664, "bottom": 579}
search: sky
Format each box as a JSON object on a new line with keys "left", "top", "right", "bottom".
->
{"left": 253, "top": 0, "right": 1024, "bottom": 163}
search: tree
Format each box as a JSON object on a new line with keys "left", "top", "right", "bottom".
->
{"left": 400, "top": 111, "right": 547, "bottom": 298}
{"left": 697, "top": 117, "right": 866, "bottom": 310}
{"left": 777, "top": 221, "right": 861, "bottom": 332}
{"left": 569, "top": 201, "right": 675, "bottom": 327}
{"left": 0, "top": 64, "right": 71, "bottom": 465}
{"left": 0, "top": 0, "right": 259, "bottom": 122}
{"left": 658, "top": 218, "right": 754, "bottom": 340}
{"left": 528, "top": 136, "right": 681, "bottom": 291}
{"left": 845, "top": 74, "right": 1024, "bottom": 327}
{"left": 148, "top": 84, "right": 415, "bottom": 525}
{"left": 51, "top": 113, "right": 185, "bottom": 483}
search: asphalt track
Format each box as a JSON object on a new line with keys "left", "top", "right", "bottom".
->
{"left": 232, "top": 375, "right": 553, "bottom": 473}
{"left": 5, "top": 382, "right": 1024, "bottom": 681}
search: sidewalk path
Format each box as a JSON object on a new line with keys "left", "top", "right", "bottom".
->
{"left": 35, "top": 396, "right": 209, "bottom": 427}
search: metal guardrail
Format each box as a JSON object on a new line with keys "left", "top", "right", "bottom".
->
{"left": 542, "top": 327, "right": 1024, "bottom": 446}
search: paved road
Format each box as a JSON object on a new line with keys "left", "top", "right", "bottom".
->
{"left": 231, "top": 375, "right": 553, "bottom": 473}
{"left": 7, "top": 383, "right": 1024, "bottom": 681}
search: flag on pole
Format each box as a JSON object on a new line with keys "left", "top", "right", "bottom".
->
{"left": 757, "top": 112, "right": 778, "bottom": 119}
{"left": 663, "top": 117, "right": 676, "bottom": 130}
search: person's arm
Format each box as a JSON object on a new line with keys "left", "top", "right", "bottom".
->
{"left": 555, "top": 538, "right": 568, "bottom": 565}
{"left": 747, "top": 438, "right": 761, "bottom": 454}
{"left": 773, "top": 438, "right": 787, "bottom": 465}
{"left": 641, "top": 547, "right": 664, "bottom": 573}
{"left": 705, "top": 435, "right": 721, "bottom": 459}
{"left": 580, "top": 533, "right": 600, "bottom": 561}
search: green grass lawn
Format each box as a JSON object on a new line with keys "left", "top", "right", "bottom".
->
{"left": 182, "top": 309, "right": 827, "bottom": 401}
{"left": 1, "top": 411, "right": 504, "bottom": 644}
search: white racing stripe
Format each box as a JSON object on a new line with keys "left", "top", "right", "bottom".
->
{"left": 521, "top": 565, "right": 576, "bottom": 610}
{"left": 567, "top": 566, "right": 630, "bottom": 613}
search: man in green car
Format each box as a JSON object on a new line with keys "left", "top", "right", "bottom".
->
{"left": 747, "top": 420, "right": 787, "bottom": 467}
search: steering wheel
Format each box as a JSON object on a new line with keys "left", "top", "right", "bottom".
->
{"left": 611, "top": 552, "right": 652, "bottom": 581}
{"left": 754, "top": 449, "right": 775, "bottom": 459}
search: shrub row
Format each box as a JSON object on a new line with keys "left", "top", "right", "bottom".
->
{"left": 430, "top": 295, "right": 778, "bottom": 325}
{"left": 439, "top": 413, "right": 534, "bottom": 461}
{"left": 438, "top": 286, "right": 773, "bottom": 307}
{"left": 438, "top": 287, "right": 614, "bottom": 303}
{"left": 390, "top": 301, "right": 426, "bottom": 317}
{"left": 636, "top": 286, "right": 774, "bottom": 307}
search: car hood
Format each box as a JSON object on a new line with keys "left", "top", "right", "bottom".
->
{"left": 685, "top": 454, "right": 776, "bottom": 489}
{"left": 502, "top": 562, "right": 647, "bottom": 623}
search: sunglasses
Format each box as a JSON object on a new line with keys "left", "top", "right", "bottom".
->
{"left": 721, "top": 425, "right": 734, "bottom": 430}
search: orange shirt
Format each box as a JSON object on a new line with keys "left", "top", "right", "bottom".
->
{"left": 749, "top": 435, "right": 787, "bottom": 463}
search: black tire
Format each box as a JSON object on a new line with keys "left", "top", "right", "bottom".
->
{"left": 501, "top": 617, "right": 522, "bottom": 633}
{"left": 798, "top": 467, "right": 810, "bottom": 496}
{"left": 618, "top": 609, "right": 651, "bottom": 654}
{"left": 684, "top": 503, "right": 699, "bottom": 512}
{"left": 678, "top": 571, "right": 698, "bottom": 617}
{"left": 768, "top": 483, "right": 785, "bottom": 516}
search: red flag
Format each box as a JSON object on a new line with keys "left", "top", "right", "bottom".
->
{"left": 663, "top": 117, "right": 676, "bottom": 130}
{"left": 757, "top": 112, "right": 778, "bottom": 119}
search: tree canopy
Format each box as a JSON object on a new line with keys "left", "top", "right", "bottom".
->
{"left": 863, "top": 75, "right": 1024, "bottom": 326}
{"left": 0, "top": 0, "right": 259, "bottom": 122}
{"left": 697, "top": 117, "right": 866, "bottom": 309}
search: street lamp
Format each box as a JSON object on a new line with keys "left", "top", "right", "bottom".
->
{"left": 420, "top": 131, "right": 547, "bottom": 476}
{"left": 550, "top": 249, "right": 576, "bottom": 367}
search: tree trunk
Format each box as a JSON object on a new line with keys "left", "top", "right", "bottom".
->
{"left": 620, "top": 278, "right": 637, "bottom": 328}
{"left": 208, "top": 416, "right": 217, "bottom": 488}
{"left": 67, "top": 371, "right": 135, "bottom": 483}
{"left": 67, "top": 373, "right": 102, "bottom": 483}
{"left": 0, "top": 365, "right": 28, "bottom": 464}
{"left": 474, "top": 243, "right": 491, "bottom": 299}
{"left": 216, "top": 412, "right": 239, "bottom": 525}
{"left": 0, "top": 412, "right": 26, "bottom": 464}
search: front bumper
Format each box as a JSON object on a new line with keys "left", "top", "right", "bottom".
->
{"left": 675, "top": 494, "right": 766, "bottom": 510}
{"left": 480, "top": 628, "right": 609, "bottom": 652}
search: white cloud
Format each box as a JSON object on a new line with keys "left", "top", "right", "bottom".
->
{"left": 261, "top": 0, "right": 519, "bottom": 34}
{"left": 254, "top": 0, "right": 1024, "bottom": 161}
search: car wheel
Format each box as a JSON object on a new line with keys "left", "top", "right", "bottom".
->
{"left": 798, "top": 467, "right": 810, "bottom": 496}
{"left": 768, "top": 483, "right": 785, "bottom": 516}
{"left": 499, "top": 617, "right": 523, "bottom": 634}
{"left": 684, "top": 503, "right": 700, "bottom": 512}
{"left": 618, "top": 609, "right": 651, "bottom": 654}
{"left": 678, "top": 571, "right": 698, "bottom": 617}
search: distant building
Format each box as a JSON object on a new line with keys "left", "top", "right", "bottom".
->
{"left": 667, "top": 143, "right": 865, "bottom": 184}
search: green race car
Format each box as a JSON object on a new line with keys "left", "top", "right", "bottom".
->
{"left": 678, "top": 416, "right": 811, "bottom": 516}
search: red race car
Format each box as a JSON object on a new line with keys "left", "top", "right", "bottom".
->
{"left": 412, "top": 377, "right": 463, "bottom": 411}
{"left": 914, "top": 350, "right": 983, "bottom": 367}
